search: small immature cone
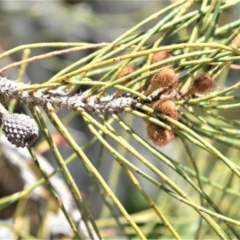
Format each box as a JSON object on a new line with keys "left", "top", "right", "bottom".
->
{"left": 118, "top": 66, "right": 135, "bottom": 85}
{"left": 153, "top": 99, "right": 178, "bottom": 120}
{"left": 189, "top": 74, "right": 214, "bottom": 95}
{"left": 146, "top": 68, "right": 178, "bottom": 96}
{"left": 151, "top": 51, "right": 170, "bottom": 65}
{"left": 147, "top": 122, "right": 176, "bottom": 146}
{"left": 2, "top": 113, "right": 39, "bottom": 148}
{"left": 229, "top": 34, "right": 240, "bottom": 48}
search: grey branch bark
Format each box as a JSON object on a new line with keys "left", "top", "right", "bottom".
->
{"left": 0, "top": 77, "right": 138, "bottom": 114}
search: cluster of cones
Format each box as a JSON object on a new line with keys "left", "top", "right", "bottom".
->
{"left": 118, "top": 51, "right": 215, "bottom": 147}
{"left": 145, "top": 52, "right": 180, "bottom": 146}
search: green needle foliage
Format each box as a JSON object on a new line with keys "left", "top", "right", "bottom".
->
{"left": 1, "top": 0, "right": 240, "bottom": 239}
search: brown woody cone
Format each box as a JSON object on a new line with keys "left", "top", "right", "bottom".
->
{"left": 147, "top": 122, "right": 176, "bottom": 146}
{"left": 153, "top": 99, "right": 178, "bottom": 120}
{"left": 118, "top": 66, "right": 135, "bottom": 85}
{"left": 151, "top": 51, "right": 170, "bottom": 64}
{"left": 190, "top": 74, "right": 214, "bottom": 94}
{"left": 146, "top": 67, "right": 178, "bottom": 96}
{"left": 229, "top": 34, "right": 240, "bottom": 48}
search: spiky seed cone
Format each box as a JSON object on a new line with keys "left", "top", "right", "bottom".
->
{"left": 146, "top": 122, "right": 176, "bottom": 146}
{"left": 190, "top": 74, "right": 214, "bottom": 94}
{"left": 146, "top": 68, "right": 178, "bottom": 96}
{"left": 2, "top": 113, "right": 39, "bottom": 148}
{"left": 151, "top": 51, "right": 170, "bottom": 64}
{"left": 229, "top": 34, "right": 240, "bottom": 48}
{"left": 153, "top": 100, "right": 178, "bottom": 120}
{"left": 151, "top": 68, "right": 178, "bottom": 88}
